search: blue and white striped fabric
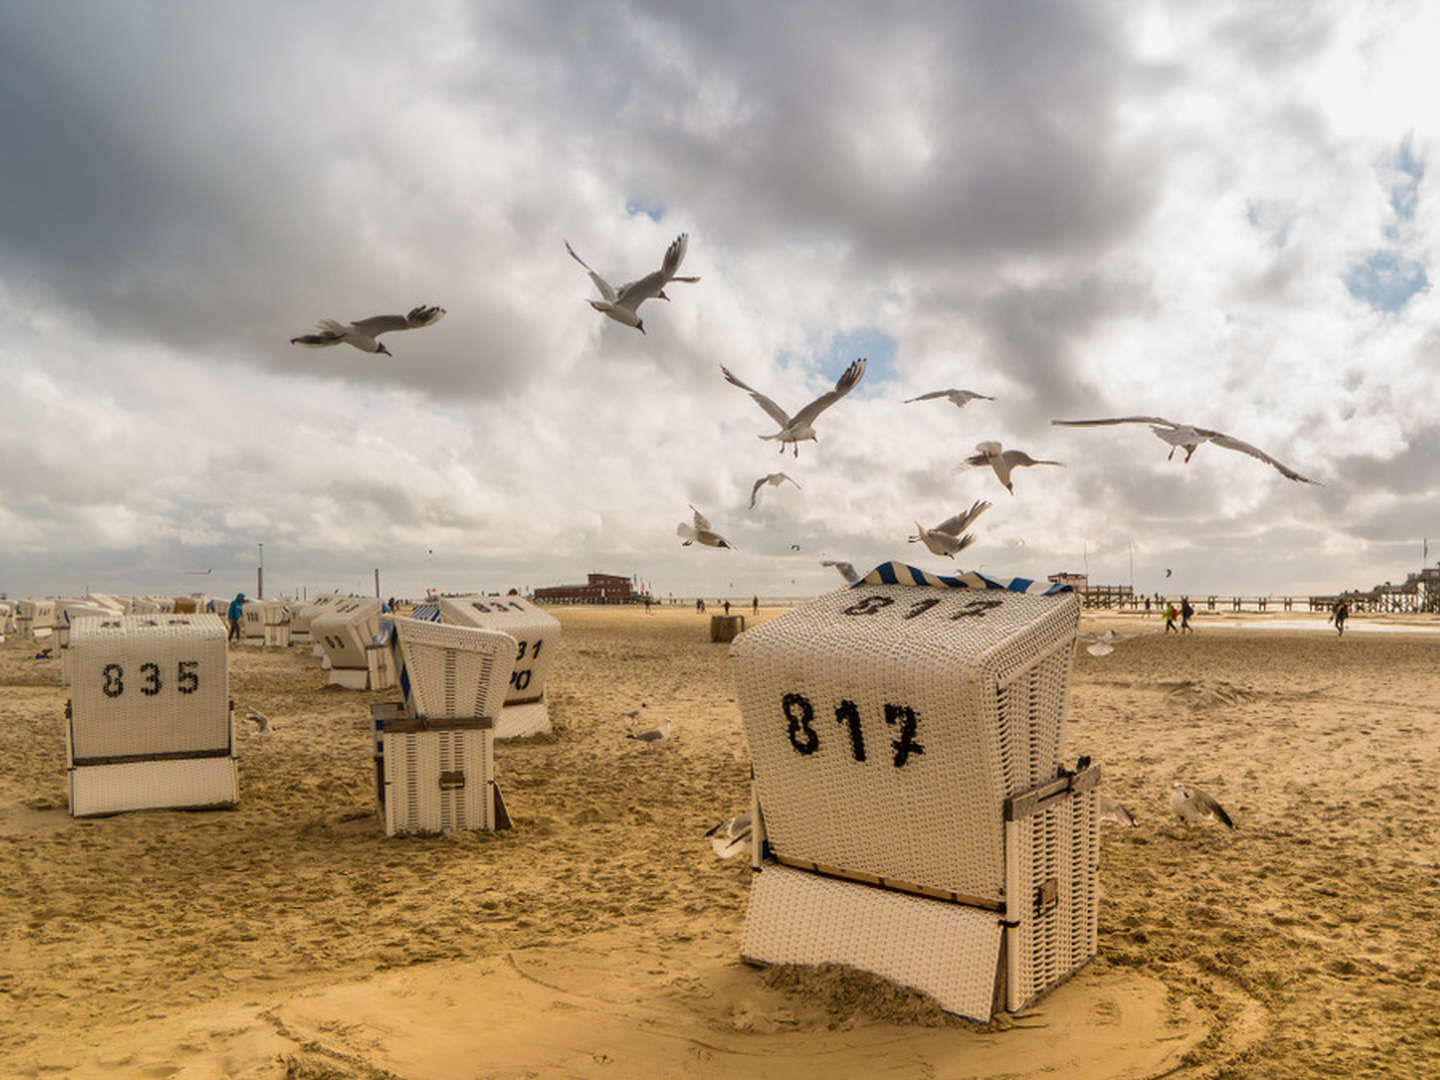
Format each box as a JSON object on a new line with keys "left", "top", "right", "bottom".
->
{"left": 855, "top": 560, "right": 1072, "bottom": 595}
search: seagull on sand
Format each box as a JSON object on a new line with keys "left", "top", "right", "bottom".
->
{"left": 1051, "top": 416, "right": 1319, "bottom": 484}
{"left": 677, "top": 506, "right": 735, "bottom": 549}
{"left": 1099, "top": 793, "right": 1138, "bottom": 827}
{"left": 721, "top": 358, "right": 867, "bottom": 458}
{"left": 909, "top": 500, "right": 992, "bottom": 557}
{"left": 244, "top": 710, "right": 270, "bottom": 735}
{"left": 1076, "top": 629, "right": 1136, "bottom": 657}
{"left": 961, "top": 441, "right": 1065, "bottom": 494}
{"left": 820, "top": 560, "right": 860, "bottom": 585}
{"left": 704, "top": 812, "right": 753, "bottom": 859}
{"left": 621, "top": 703, "right": 648, "bottom": 720}
{"left": 627, "top": 718, "right": 672, "bottom": 743}
{"left": 904, "top": 389, "right": 995, "bottom": 409}
{"left": 289, "top": 305, "right": 446, "bottom": 356}
{"left": 750, "top": 472, "right": 801, "bottom": 509}
{"left": 565, "top": 233, "right": 699, "bottom": 334}
{"left": 1170, "top": 781, "right": 1236, "bottom": 829}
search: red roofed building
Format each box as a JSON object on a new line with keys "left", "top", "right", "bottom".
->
{"left": 533, "top": 573, "right": 635, "bottom": 604}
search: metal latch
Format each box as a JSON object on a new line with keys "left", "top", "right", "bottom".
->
{"left": 1036, "top": 877, "right": 1059, "bottom": 915}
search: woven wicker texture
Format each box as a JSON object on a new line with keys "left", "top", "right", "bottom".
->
{"left": 383, "top": 727, "right": 495, "bottom": 834}
{"left": 731, "top": 585, "right": 1078, "bottom": 901}
{"left": 17, "top": 599, "right": 56, "bottom": 637}
{"left": 69, "top": 614, "right": 230, "bottom": 760}
{"left": 311, "top": 598, "right": 384, "bottom": 669}
{"left": 391, "top": 617, "right": 516, "bottom": 721}
{"left": 740, "top": 864, "right": 1003, "bottom": 1022}
{"left": 436, "top": 595, "right": 561, "bottom": 708}
{"left": 1004, "top": 787, "right": 1099, "bottom": 1010}
{"left": 68, "top": 755, "right": 238, "bottom": 817}
{"left": 291, "top": 595, "right": 342, "bottom": 639}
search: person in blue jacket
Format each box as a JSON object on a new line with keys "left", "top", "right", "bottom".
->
{"left": 226, "top": 592, "right": 245, "bottom": 645}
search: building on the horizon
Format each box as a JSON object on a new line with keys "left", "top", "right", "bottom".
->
{"left": 533, "top": 572, "right": 635, "bottom": 604}
{"left": 1047, "top": 572, "right": 1088, "bottom": 590}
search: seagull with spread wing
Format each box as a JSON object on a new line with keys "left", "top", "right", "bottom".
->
{"left": 289, "top": 305, "right": 446, "bottom": 356}
{"left": 820, "top": 559, "right": 860, "bottom": 585}
{"left": 721, "top": 358, "right": 867, "bottom": 457}
{"left": 704, "top": 812, "right": 753, "bottom": 859}
{"left": 961, "top": 441, "right": 1065, "bottom": 494}
{"left": 904, "top": 388, "right": 995, "bottom": 409}
{"left": 909, "top": 499, "right": 991, "bottom": 557}
{"left": 565, "top": 233, "right": 699, "bottom": 334}
{"left": 1051, "top": 416, "right": 1318, "bottom": 484}
{"left": 1170, "top": 781, "right": 1236, "bottom": 829}
{"left": 677, "top": 505, "right": 735, "bottom": 549}
{"left": 749, "top": 472, "right": 801, "bottom": 509}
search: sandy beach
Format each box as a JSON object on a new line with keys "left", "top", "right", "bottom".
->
{"left": 4, "top": 604, "right": 1440, "bottom": 1078}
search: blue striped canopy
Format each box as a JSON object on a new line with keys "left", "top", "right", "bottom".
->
{"left": 855, "top": 560, "right": 1072, "bottom": 595}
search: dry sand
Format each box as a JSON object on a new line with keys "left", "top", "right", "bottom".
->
{"left": 3, "top": 605, "right": 1440, "bottom": 1078}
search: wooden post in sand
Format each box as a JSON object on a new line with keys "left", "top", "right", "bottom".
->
{"left": 710, "top": 614, "right": 746, "bottom": 642}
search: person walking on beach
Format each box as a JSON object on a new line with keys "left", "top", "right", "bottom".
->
{"left": 1164, "top": 602, "right": 1178, "bottom": 633}
{"left": 1144, "top": 596, "right": 1151, "bottom": 616}
{"left": 752, "top": 595, "right": 759, "bottom": 615}
{"left": 1180, "top": 596, "right": 1194, "bottom": 633}
{"left": 1332, "top": 599, "right": 1349, "bottom": 637}
{"left": 226, "top": 592, "right": 245, "bottom": 645}
{"left": 723, "top": 599, "right": 731, "bottom": 616}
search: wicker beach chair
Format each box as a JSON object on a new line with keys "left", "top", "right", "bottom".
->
{"left": 413, "top": 595, "right": 562, "bottom": 738}
{"left": 730, "top": 562, "right": 1098, "bottom": 1020}
{"left": 66, "top": 613, "right": 235, "bottom": 817}
{"left": 372, "top": 617, "right": 517, "bottom": 835}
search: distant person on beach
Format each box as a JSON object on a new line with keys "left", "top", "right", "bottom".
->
{"left": 1164, "top": 602, "right": 1178, "bottom": 633}
{"left": 1180, "top": 597, "right": 1194, "bottom": 633}
{"left": 752, "top": 595, "right": 759, "bottom": 615}
{"left": 644, "top": 596, "right": 652, "bottom": 614}
{"left": 226, "top": 592, "right": 245, "bottom": 645}
{"left": 723, "top": 600, "right": 731, "bottom": 615}
{"left": 1332, "top": 599, "right": 1349, "bottom": 637}
{"left": 1144, "top": 596, "right": 1151, "bottom": 616}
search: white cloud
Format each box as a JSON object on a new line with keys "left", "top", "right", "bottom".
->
{"left": 2, "top": 2, "right": 1439, "bottom": 603}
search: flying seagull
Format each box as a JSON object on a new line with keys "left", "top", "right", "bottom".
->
{"left": 909, "top": 499, "right": 992, "bottom": 557}
{"left": 289, "top": 305, "right": 446, "bottom": 356}
{"left": 820, "top": 559, "right": 860, "bottom": 585}
{"left": 750, "top": 472, "right": 801, "bottom": 509}
{"left": 1170, "top": 781, "right": 1236, "bottom": 829}
{"left": 961, "top": 441, "right": 1065, "bottom": 494}
{"left": 1051, "top": 416, "right": 1318, "bottom": 484}
{"left": 677, "top": 505, "right": 735, "bottom": 549}
{"left": 904, "top": 389, "right": 995, "bottom": 409}
{"left": 721, "top": 358, "right": 867, "bottom": 457}
{"left": 244, "top": 710, "right": 270, "bottom": 735}
{"left": 704, "top": 812, "right": 753, "bottom": 859}
{"left": 565, "top": 233, "right": 699, "bottom": 334}
{"left": 1099, "top": 793, "right": 1138, "bottom": 827}
{"left": 627, "top": 718, "right": 671, "bottom": 743}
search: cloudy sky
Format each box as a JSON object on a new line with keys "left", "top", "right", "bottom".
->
{"left": 2, "top": 1, "right": 1437, "bottom": 603}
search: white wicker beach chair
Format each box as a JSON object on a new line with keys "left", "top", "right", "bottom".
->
{"left": 312, "top": 598, "right": 391, "bottom": 688}
{"left": 17, "top": 598, "right": 57, "bottom": 639}
{"left": 372, "top": 617, "right": 517, "bottom": 835}
{"left": 422, "top": 595, "right": 562, "bottom": 738}
{"left": 66, "top": 613, "right": 235, "bottom": 817}
{"left": 730, "top": 563, "right": 1098, "bottom": 1020}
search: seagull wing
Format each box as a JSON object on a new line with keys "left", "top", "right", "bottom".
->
{"left": 565, "top": 240, "right": 617, "bottom": 302}
{"left": 690, "top": 504, "right": 713, "bottom": 532}
{"left": 615, "top": 233, "right": 690, "bottom": 308}
{"left": 1193, "top": 788, "right": 1236, "bottom": 828}
{"left": 720, "top": 366, "right": 792, "bottom": 427}
{"left": 821, "top": 560, "right": 859, "bottom": 584}
{"left": 348, "top": 314, "right": 415, "bottom": 337}
{"left": 776, "top": 472, "right": 800, "bottom": 489}
{"left": 933, "top": 499, "right": 991, "bottom": 536}
{"left": 790, "top": 357, "right": 867, "bottom": 427}
{"left": 749, "top": 476, "right": 766, "bottom": 509}
{"left": 1051, "top": 415, "right": 1185, "bottom": 430}
{"left": 1196, "top": 430, "right": 1319, "bottom": 484}
{"left": 904, "top": 390, "right": 950, "bottom": 403}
